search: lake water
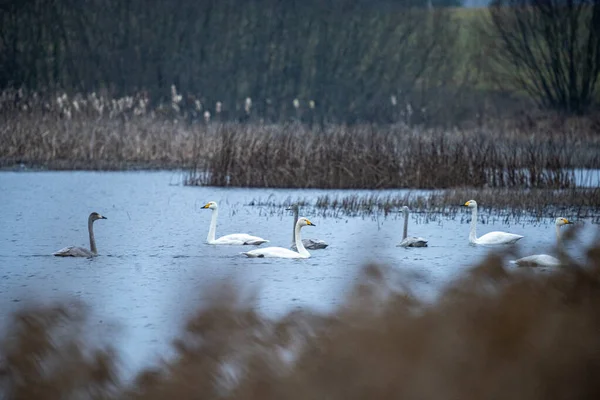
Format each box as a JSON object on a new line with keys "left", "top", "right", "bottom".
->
{"left": 1, "top": 170, "right": 598, "bottom": 378}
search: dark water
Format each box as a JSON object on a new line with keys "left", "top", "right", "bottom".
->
{"left": 0, "top": 170, "right": 597, "bottom": 376}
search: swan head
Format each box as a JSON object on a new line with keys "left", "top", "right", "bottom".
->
{"left": 297, "top": 217, "right": 316, "bottom": 227}
{"left": 463, "top": 200, "right": 477, "bottom": 208}
{"left": 402, "top": 206, "right": 409, "bottom": 213}
{"left": 555, "top": 217, "right": 572, "bottom": 226}
{"left": 89, "top": 212, "right": 107, "bottom": 221}
{"left": 201, "top": 201, "right": 218, "bottom": 210}
{"left": 285, "top": 203, "right": 300, "bottom": 212}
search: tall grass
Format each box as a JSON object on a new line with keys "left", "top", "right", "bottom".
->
{"left": 2, "top": 230, "right": 600, "bottom": 399}
{"left": 2, "top": 89, "right": 599, "bottom": 190}
{"left": 187, "top": 122, "right": 600, "bottom": 189}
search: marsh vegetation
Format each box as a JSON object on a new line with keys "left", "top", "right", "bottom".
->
{"left": 2, "top": 89, "right": 599, "bottom": 192}
{"left": 3, "top": 0, "right": 600, "bottom": 397}
{"left": 248, "top": 187, "right": 600, "bottom": 222}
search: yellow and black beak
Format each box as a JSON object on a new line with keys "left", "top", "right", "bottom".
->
{"left": 201, "top": 204, "right": 210, "bottom": 209}
{"left": 461, "top": 201, "right": 469, "bottom": 207}
{"left": 307, "top": 220, "right": 316, "bottom": 226}
{"left": 565, "top": 219, "right": 573, "bottom": 224}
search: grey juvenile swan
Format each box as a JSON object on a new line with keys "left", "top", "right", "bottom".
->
{"left": 287, "top": 204, "right": 328, "bottom": 250}
{"left": 396, "top": 206, "right": 428, "bottom": 247}
{"left": 53, "top": 212, "right": 107, "bottom": 257}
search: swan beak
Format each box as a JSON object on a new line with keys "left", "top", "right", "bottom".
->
{"left": 306, "top": 220, "right": 316, "bottom": 226}
{"left": 101, "top": 216, "right": 107, "bottom": 219}
{"left": 201, "top": 204, "right": 210, "bottom": 209}
{"left": 462, "top": 201, "right": 469, "bottom": 207}
{"left": 565, "top": 219, "right": 573, "bottom": 224}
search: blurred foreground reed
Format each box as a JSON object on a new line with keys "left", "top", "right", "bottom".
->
{"left": 2, "top": 227, "right": 600, "bottom": 399}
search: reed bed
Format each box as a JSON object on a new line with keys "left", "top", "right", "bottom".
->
{"left": 185, "top": 122, "right": 600, "bottom": 189}
{"left": 2, "top": 89, "right": 599, "bottom": 190}
{"left": 2, "top": 231, "right": 600, "bottom": 399}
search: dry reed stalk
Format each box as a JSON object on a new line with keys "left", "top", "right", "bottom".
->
{"left": 2, "top": 90, "right": 599, "bottom": 190}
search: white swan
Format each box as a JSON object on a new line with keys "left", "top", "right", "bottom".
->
{"left": 462, "top": 200, "right": 524, "bottom": 245}
{"left": 287, "top": 204, "right": 328, "bottom": 250}
{"left": 512, "top": 217, "right": 573, "bottom": 267}
{"left": 242, "top": 217, "right": 316, "bottom": 258}
{"left": 397, "top": 206, "right": 428, "bottom": 248}
{"left": 201, "top": 201, "right": 269, "bottom": 245}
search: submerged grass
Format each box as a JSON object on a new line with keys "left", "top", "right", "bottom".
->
{"left": 2, "top": 89, "right": 600, "bottom": 189}
{"left": 2, "top": 229, "right": 600, "bottom": 399}
{"left": 248, "top": 187, "right": 600, "bottom": 223}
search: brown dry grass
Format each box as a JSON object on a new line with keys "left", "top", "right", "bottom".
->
{"left": 2, "top": 229, "right": 600, "bottom": 399}
{"left": 185, "top": 122, "right": 600, "bottom": 189}
{"left": 2, "top": 89, "right": 600, "bottom": 189}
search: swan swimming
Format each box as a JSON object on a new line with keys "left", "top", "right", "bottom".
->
{"left": 201, "top": 201, "right": 269, "bottom": 245}
{"left": 53, "top": 212, "right": 107, "bottom": 257}
{"left": 462, "top": 200, "right": 524, "bottom": 245}
{"left": 396, "top": 206, "right": 428, "bottom": 248}
{"left": 287, "top": 204, "right": 328, "bottom": 250}
{"left": 242, "top": 217, "right": 316, "bottom": 258}
{"left": 512, "top": 217, "right": 573, "bottom": 267}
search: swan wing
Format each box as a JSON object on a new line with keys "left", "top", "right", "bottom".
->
{"left": 242, "top": 246, "right": 307, "bottom": 259}
{"left": 397, "top": 236, "right": 428, "bottom": 248}
{"left": 303, "top": 238, "right": 328, "bottom": 250}
{"left": 211, "top": 233, "right": 269, "bottom": 245}
{"left": 476, "top": 231, "right": 524, "bottom": 245}
{"left": 53, "top": 246, "right": 94, "bottom": 257}
{"left": 513, "top": 254, "right": 560, "bottom": 267}
{"left": 291, "top": 239, "right": 328, "bottom": 251}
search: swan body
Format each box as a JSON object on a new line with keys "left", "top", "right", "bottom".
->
{"left": 462, "top": 200, "right": 524, "bottom": 245}
{"left": 243, "top": 217, "right": 316, "bottom": 259}
{"left": 512, "top": 254, "right": 561, "bottom": 268}
{"left": 287, "top": 204, "right": 328, "bottom": 250}
{"left": 202, "top": 201, "right": 269, "bottom": 245}
{"left": 512, "top": 217, "right": 573, "bottom": 267}
{"left": 53, "top": 212, "right": 107, "bottom": 257}
{"left": 397, "top": 206, "right": 428, "bottom": 248}
{"left": 292, "top": 238, "right": 329, "bottom": 251}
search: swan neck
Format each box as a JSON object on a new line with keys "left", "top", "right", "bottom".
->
{"left": 469, "top": 206, "right": 478, "bottom": 243}
{"left": 88, "top": 216, "right": 97, "bottom": 254}
{"left": 294, "top": 223, "right": 309, "bottom": 257}
{"left": 292, "top": 208, "right": 299, "bottom": 245}
{"left": 208, "top": 208, "right": 218, "bottom": 242}
{"left": 402, "top": 210, "right": 409, "bottom": 240}
{"left": 556, "top": 224, "right": 562, "bottom": 246}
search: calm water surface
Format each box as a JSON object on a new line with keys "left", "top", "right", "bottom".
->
{"left": 0, "top": 171, "right": 597, "bottom": 376}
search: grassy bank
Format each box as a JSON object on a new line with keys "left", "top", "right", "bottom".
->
{"left": 2, "top": 235, "right": 600, "bottom": 399}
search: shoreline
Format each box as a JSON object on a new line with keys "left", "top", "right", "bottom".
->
{"left": 0, "top": 160, "right": 186, "bottom": 172}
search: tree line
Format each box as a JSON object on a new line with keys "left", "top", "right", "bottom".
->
{"left": 0, "top": 0, "right": 598, "bottom": 123}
